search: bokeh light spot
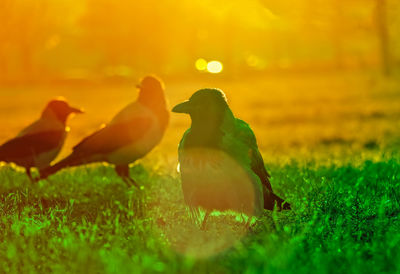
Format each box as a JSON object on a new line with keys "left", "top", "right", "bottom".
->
{"left": 207, "top": 61, "right": 223, "bottom": 74}
{"left": 195, "top": 58, "right": 208, "bottom": 71}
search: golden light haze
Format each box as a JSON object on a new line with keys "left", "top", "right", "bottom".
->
{"left": 0, "top": 0, "right": 399, "bottom": 84}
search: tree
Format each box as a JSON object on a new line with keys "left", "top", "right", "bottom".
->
{"left": 375, "top": 0, "right": 392, "bottom": 75}
{"left": 80, "top": 0, "right": 183, "bottom": 74}
{"left": 0, "top": 0, "right": 70, "bottom": 83}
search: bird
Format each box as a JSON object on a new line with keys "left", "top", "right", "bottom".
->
{"left": 0, "top": 98, "right": 83, "bottom": 181}
{"left": 40, "top": 76, "right": 169, "bottom": 187}
{"left": 172, "top": 88, "right": 290, "bottom": 225}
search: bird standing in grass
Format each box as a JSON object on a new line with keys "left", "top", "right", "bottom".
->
{"left": 0, "top": 99, "right": 83, "bottom": 181}
{"left": 40, "top": 76, "right": 169, "bottom": 187}
{"left": 173, "top": 88, "right": 290, "bottom": 225}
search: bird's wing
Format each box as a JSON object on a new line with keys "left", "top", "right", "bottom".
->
{"left": 17, "top": 117, "right": 65, "bottom": 137}
{"left": 177, "top": 128, "right": 191, "bottom": 159}
{"left": 231, "top": 119, "right": 272, "bottom": 192}
{"left": 16, "top": 120, "right": 39, "bottom": 137}
{"left": 72, "top": 116, "right": 152, "bottom": 156}
{"left": 232, "top": 119, "right": 290, "bottom": 210}
{"left": 109, "top": 101, "right": 144, "bottom": 125}
{"left": 0, "top": 130, "right": 65, "bottom": 161}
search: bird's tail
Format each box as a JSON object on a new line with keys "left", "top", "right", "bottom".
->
{"left": 264, "top": 190, "right": 291, "bottom": 211}
{"left": 39, "top": 153, "right": 84, "bottom": 180}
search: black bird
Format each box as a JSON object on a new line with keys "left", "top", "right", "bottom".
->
{"left": 40, "top": 76, "right": 169, "bottom": 186}
{"left": 173, "top": 88, "right": 290, "bottom": 223}
{"left": 0, "top": 99, "right": 83, "bottom": 181}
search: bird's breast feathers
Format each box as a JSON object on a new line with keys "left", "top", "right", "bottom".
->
{"left": 107, "top": 107, "right": 167, "bottom": 165}
{"left": 179, "top": 147, "right": 263, "bottom": 216}
{"left": 19, "top": 117, "right": 67, "bottom": 169}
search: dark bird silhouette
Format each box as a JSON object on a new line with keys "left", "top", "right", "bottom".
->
{"left": 172, "top": 88, "right": 290, "bottom": 224}
{"left": 0, "top": 99, "right": 83, "bottom": 181}
{"left": 40, "top": 76, "right": 169, "bottom": 187}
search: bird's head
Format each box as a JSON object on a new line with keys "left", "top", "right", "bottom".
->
{"left": 42, "top": 98, "right": 84, "bottom": 124}
{"left": 137, "top": 75, "right": 166, "bottom": 108}
{"left": 172, "top": 88, "right": 232, "bottom": 130}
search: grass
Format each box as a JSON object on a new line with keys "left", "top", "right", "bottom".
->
{"left": 0, "top": 71, "right": 400, "bottom": 273}
{"left": 1, "top": 159, "right": 399, "bottom": 273}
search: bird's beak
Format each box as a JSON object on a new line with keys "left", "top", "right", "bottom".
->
{"left": 69, "top": 106, "right": 84, "bottom": 114}
{"left": 172, "top": 100, "right": 191, "bottom": 113}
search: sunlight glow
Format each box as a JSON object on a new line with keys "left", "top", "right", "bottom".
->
{"left": 195, "top": 58, "right": 208, "bottom": 71}
{"left": 207, "top": 61, "right": 223, "bottom": 74}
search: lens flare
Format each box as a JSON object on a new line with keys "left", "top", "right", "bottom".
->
{"left": 195, "top": 58, "right": 208, "bottom": 71}
{"left": 207, "top": 61, "right": 223, "bottom": 74}
{"left": 159, "top": 148, "right": 257, "bottom": 258}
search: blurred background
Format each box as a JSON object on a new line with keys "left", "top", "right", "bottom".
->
{"left": 1, "top": 0, "right": 400, "bottom": 161}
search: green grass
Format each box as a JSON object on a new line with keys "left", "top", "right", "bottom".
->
{"left": 1, "top": 72, "right": 400, "bottom": 273}
{"left": 0, "top": 156, "right": 400, "bottom": 273}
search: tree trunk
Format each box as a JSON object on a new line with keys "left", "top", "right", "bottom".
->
{"left": 332, "top": 0, "right": 344, "bottom": 69}
{"left": 375, "top": 0, "right": 391, "bottom": 75}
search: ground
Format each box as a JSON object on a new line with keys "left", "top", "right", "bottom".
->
{"left": 0, "top": 71, "right": 399, "bottom": 273}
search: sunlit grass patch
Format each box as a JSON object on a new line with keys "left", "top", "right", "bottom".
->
{"left": 0, "top": 74, "right": 399, "bottom": 272}
{"left": 0, "top": 156, "right": 400, "bottom": 272}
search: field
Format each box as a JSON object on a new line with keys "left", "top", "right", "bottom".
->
{"left": 1, "top": 71, "right": 400, "bottom": 273}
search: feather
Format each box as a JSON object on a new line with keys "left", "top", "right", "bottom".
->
{"left": 0, "top": 130, "right": 65, "bottom": 167}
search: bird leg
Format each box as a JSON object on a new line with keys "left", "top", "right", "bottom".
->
{"left": 25, "top": 168, "right": 35, "bottom": 183}
{"left": 200, "top": 211, "right": 210, "bottom": 230}
{"left": 115, "top": 165, "right": 139, "bottom": 188}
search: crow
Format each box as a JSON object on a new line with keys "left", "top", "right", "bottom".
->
{"left": 0, "top": 99, "right": 83, "bottom": 181}
{"left": 173, "top": 88, "right": 290, "bottom": 225}
{"left": 40, "top": 76, "right": 169, "bottom": 187}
